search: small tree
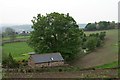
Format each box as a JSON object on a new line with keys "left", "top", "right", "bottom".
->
{"left": 98, "top": 21, "right": 110, "bottom": 30}
{"left": 109, "top": 21, "right": 115, "bottom": 29}
{"left": 8, "top": 53, "right": 14, "bottom": 68}
{"left": 99, "top": 32, "right": 106, "bottom": 40}
{"left": 29, "top": 12, "right": 84, "bottom": 60}
{"left": 2, "top": 52, "right": 8, "bottom": 68}
{"left": 96, "top": 37, "right": 102, "bottom": 47}
{"left": 2, "top": 53, "right": 18, "bottom": 68}
{"left": 89, "top": 33, "right": 102, "bottom": 47}
{"left": 85, "top": 23, "right": 96, "bottom": 31}
{"left": 5, "top": 27, "right": 16, "bottom": 42}
{"left": 85, "top": 37, "right": 97, "bottom": 51}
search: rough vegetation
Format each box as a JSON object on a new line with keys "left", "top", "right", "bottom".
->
{"left": 82, "top": 32, "right": 106, "bottom": 51}
{"left": 73, "top": 29, "right": 118, "bottom": 68}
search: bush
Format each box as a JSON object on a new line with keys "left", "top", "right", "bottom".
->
{"left": 2, "top": 53, "right": 19, "bottom": 68}
{"left": 99, "top": 32, "right": 106, "bottom": 40}
{"left": 83, "top": 32, "right": 106, "bottom": 51}
{"left": 59, "top": 68, "right": 62, "bottom": 72}
{"left": 85, "top": 37, "right": 97, "bottom": 51}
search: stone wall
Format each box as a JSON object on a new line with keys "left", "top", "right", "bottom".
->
{"left": 28, "top": 60, "right": 64, "bottom": 68}
{"left": 35, "top": 61, "right": 64, "bottom": 67}
{"left": 50, "top": 61, "right": 64, "bottom": 67}
{"left": 28, "top": 57, "right": 36, "bottom": 67}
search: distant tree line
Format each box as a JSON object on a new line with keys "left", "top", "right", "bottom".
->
{"left": 2, "top": 27, "right": 30, "bottom": 42}
{"left": 84, "top": 21, "right": 117, "bottom": 31}
{"left": 2, "top": 27, "right": 16, "bottom": 42}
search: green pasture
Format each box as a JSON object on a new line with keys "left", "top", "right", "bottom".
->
{"left": 3, "top": 42, "right": 34, "bottom": 61}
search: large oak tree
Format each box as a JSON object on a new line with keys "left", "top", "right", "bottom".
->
{"left": 29, "top": 12, "right": 84, "bottom": 60}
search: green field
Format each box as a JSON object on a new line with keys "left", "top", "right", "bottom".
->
{"left": 3, "top": 42, "right": 34, "bottom": 60}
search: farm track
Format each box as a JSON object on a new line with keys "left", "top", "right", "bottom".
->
{"left": 3, "top": 68, "right": 118, "bottom": 78}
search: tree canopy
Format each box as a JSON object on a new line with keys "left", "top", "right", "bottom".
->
{"left": 29, "top": 12, "right": 84, "bottom": 60}
{"left": 85, "top": 21, "right": 117, "bottom": 31}
{"left": 4, "top": 27, "right": 16, "bottom": 41}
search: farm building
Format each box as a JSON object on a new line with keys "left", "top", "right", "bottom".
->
{"left": 28, "top": 53, "right": 64, "bottom": 67}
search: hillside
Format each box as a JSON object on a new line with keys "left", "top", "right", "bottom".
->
{"left": 73, "top": 29, "right": 118, "bottom": 68}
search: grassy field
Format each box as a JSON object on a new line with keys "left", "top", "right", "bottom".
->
{"left": 3, "top": 42, "right": 34, "bottom": 61}
{"left": 73, "top": 29, "right": 118, "bottom": 68}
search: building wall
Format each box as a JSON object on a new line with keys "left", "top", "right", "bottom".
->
{"left": 28, "top": 57, "right": 36, "bottom": 67}
{"left": 35, "top": 63, "right": 48, "bottom": 67}
{"left": 28, "top": 60, "right": 64, "bottom": 67}
{"left": 35, "top": 61, "right": 64, "bottom": 67}
{"left": 50, "top": 61, "right": 64, "bottom": 67}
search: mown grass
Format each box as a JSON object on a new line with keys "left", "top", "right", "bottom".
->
{"left": 3, "top": 42, "right": 34, "bottom": 61}
{"left": 95, "top": 61, "right": 118, "bottom": 69}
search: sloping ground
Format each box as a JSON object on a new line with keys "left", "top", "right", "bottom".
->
{"left": 3, "top": 69, "right": 118, "bottom": 78}
{"left": 73, "top": 29, "right": 118, "bottom": 68}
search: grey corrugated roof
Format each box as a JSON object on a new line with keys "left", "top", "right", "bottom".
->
{"left": 30, "top": 53, "right": 64, "bottom": 63}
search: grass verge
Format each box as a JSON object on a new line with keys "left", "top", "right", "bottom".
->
{"left": 95, "top": 61, "right": 118, "bottom": 69}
